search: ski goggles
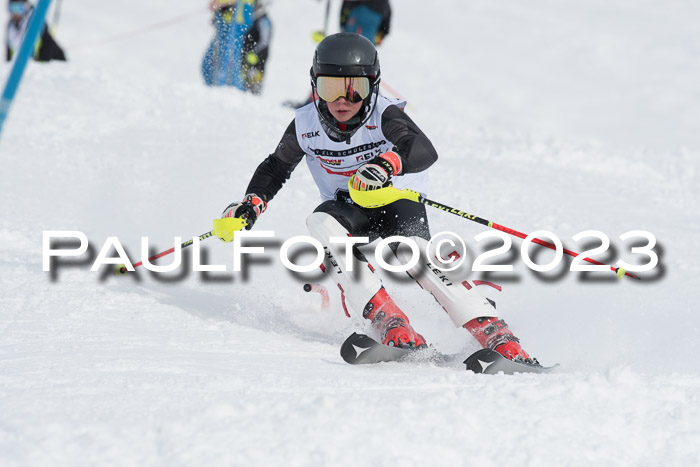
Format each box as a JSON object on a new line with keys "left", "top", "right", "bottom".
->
{"left": 9, "top": 2, "right": 28, "bottom": 15}
{"left": 315, "top": 76, "right": 371, "bottom": 103}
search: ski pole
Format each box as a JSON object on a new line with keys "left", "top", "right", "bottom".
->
{"left": 303, "top": 283, "right": 331, "bottom": 311}
{"left": 419, "top": 196, "right": 640, "bottom": 280}
{"left": 347, "top": 181, "right": 640, "bottom": 280}
{"left": 115, "top": 217, "right": 247, "bottom": 275}
{"left": 115, "top": 231, "right": 213, "bottom": 275}
{"left": 312, "top": 0, "right": 331, "bottom": 43}
{"left": 52, "top": 0, "right": 63, "bottom": 28}
{"left": 379, "top": 80, "right": 406, "bottom": 101}
{"left": 322, "top": 0, "right": 331, "bottom": 35}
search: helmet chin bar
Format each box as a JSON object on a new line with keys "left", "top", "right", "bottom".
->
{"left": 311, "top": 80, "right": 380, "bottom": 144}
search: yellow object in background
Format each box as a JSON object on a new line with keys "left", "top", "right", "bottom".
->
{"left": 312, "top": 30, "right": 326, "bottom": 44}
{"left": 246, "top": 52, "right": 259, "bottom": 65}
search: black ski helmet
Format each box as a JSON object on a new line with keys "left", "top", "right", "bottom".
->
{"left": 312, "top": 32, "right": 381, "bottom": 81}
{"left": 310, "top": 33, "right": 381, "bottom": 143}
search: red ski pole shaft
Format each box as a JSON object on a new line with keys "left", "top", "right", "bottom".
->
{"left": 116, "top": 231, "right": 213, "bottom": 275}
{"left": 419, "top": 196, "right": 640, "bottom": 280}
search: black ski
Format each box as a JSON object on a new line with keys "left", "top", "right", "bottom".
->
{"left": 463, "top": 348, "right": 557, "bottom": 375}
{"left": 340, "top": 332, "right": 411, "bottom": 364}
{"left": 341, "top": 333, "right": 557, "bottom": 374}
{"left": 340, "top": 332, "right": 455, "bottom": 365}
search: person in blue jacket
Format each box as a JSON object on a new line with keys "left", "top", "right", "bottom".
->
{"left": 202, "top": 0, "right": 271, "bottom": 93}
{"left": 340, "top": 0, "right": 391, "bottom": 45}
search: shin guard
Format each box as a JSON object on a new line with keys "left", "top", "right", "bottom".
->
{"left": 306, "top": 212, "right": 382, "bottom": 315}
{"left": 395, "top": 237, "right": 498, "bottom": 327}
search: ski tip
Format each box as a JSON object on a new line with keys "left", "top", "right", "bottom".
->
{"left": 340, "top": 332, "right": 367, "bottom": 364}
{"left": 340, "top": 333, "right": 410, "bottom": 365}
{"left": 463, "top": 349, "right": 498, "bottom": 374}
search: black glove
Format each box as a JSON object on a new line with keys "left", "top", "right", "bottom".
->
{"left": 222, "top": 194, "right": 267, "bottom": 230}
{"left": 351, "top": 151, "right": 403, "bottom": 191}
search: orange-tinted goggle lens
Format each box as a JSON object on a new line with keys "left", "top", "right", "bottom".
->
{"left": 316, "top": 76, "right": 371, "bottom": 103}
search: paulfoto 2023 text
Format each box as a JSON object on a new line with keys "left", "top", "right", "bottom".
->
{"left": 42, "top": 229, "right": 658, "bottom": 275}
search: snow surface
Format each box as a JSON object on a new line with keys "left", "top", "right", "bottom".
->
{"left": 1, "top": 0, "right": 700, "bottom": 465}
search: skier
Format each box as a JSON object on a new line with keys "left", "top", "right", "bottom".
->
{"left": 340, "top": 0, "right": 391, "bottom": 45}
{"left": 240, "top": 1, "right": 272, "bottom": 95}
{"left": 202, "top": 0, "right": 260, "bottom": 91}
{"left": 222, "top": 32, "right": 535, "bottom": 362}
{"left": 6, "top": 0, "right": 66, "bottom": 62}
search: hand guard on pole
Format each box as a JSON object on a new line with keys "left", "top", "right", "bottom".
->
{"left": 351, "top": 151, "right": 403, "bottom": 191}
{"left": 222, "top": 193, "right": 267, "bottom": 230}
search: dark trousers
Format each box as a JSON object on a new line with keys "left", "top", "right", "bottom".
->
{"left": 313, "top": 197, "right": 431, "bottom": 251}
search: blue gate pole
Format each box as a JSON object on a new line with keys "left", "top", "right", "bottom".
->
{"left": 0, "top": 0, "right": 53, "bottom": 139}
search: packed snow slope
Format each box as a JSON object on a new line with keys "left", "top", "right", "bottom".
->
{"left": 2, "top": 0, "right": 700, "bottom": 465}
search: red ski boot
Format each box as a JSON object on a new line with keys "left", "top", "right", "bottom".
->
{"left": 464, "top": 317, "right": 536, "bottom": 363}
{"left": 363, "top": 288, "right": 427, "bottom": 349}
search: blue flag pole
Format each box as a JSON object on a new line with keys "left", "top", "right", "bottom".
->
{"left": 0, "top": 0, "right": 53, "bottom": 139}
